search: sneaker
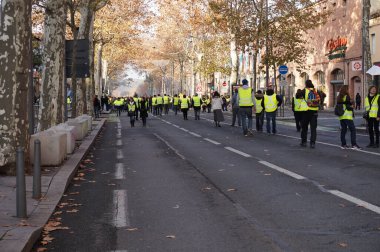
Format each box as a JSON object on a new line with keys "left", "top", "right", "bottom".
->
{"left": 366, "top": 144, "right": 376, "bottom": 148}
{"left": 310, "top": 143, "right": 315, "bottom": 149}
{"left": 351, "top": 144, "right": 362, "bottom": 150}
{"left": 341, "top": 145, "right": 349, "bottom": 149}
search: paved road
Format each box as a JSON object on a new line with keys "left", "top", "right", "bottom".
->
{"left": 33, "top": 110, "right": 380, "bottom": 252}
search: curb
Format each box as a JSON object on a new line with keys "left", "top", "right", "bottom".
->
{"left": 1, "top": 118, "right": 106, "bottom": 252}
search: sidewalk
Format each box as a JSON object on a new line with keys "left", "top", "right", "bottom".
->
{"left": 0, "top": 117, "right": 106, "bottom": 252}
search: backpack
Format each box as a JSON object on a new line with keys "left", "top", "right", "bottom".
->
{"left": 334, "top": 103, "right": 345, "bottom": 116}
{"left": 306, "top": 89, "right": 320, "bottom": 107}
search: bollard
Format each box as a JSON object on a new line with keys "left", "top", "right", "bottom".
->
{"left": 33, "top": 140, "right": 41, "bottom": 199}
{"left": 16, "top": 147, "right": 27, "bottom": 218}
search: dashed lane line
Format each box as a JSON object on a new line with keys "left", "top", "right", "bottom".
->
{"left": 328, "top": 190, "right": 380, "bottom": 215}
{"left": 116, "top": 139, "right": 123, "bottom": 146}
{"left": 117, "top": 149, "right": 124, "bottom": 159}
{"left": 259, "top": 161, "right": 306, "bottom": 180}
{"left": 115, "top": 163, "right": 125, "bottom": 180}
{"left": 189, "top": 132, "right": 202, "bottom": 138}
{"left": 113, "top": 190, "right": 129, "bottom": 228}
{"left": 204, "top": 138, "right": 221, "bottom": 145}
{"left": 224, "top": 147, "right": 252, "bottom": 158}
{"left": 180, "top": 128, "right": 189, "bottom": 132}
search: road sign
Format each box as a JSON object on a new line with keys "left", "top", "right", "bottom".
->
{"left": 279, "top": 65, "right": 288, "bottom": 75}
{"left": 222, "top": 82, "right": 227, "bottom": 87}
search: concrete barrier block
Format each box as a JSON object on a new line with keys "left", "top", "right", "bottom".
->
{"left": 50, "top": 124, "right": 76, "bottom": 154}
{"left": 78, "top": 115, "right": 92, "bottom": 132}
{"left": 67, "top": 118, "right": 88, "bottom": 140}
{"left": 30, "top": 131, "right": 67, "bottom": 166}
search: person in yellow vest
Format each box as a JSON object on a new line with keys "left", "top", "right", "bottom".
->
{"left": 156, "top": 94, "right": 163, "bottom": 116}
{"left": 180, "top": 94, "right": 190, "bottom": 120}
{"left": 254, "top": 90, "right": 264, "bottom": 131}
{"left": 365, "top": 85, "right": 380, "bottom": 148}
{"left": 263, "top": 85, "right": 282, "bottom": 135}
{"left": 67, "top": 96, "right": 72, "bottom": 110}
{"left": 127, "top": 98, "right": 136, "bottom": 127}
{"left": 163, "top": 94, "right": 170, "bottom": 115}
{"left": 201, "top": 96, "right": 207, "bottom": 113}
{"left": 292, "top": 89, "right": 308, "bottom": 132}
{"left": 300, "top": 80, "right": 320, "bottom": 148}
{"left": 152, "top": 95, "right": 157, "bottom": 115}
{"left": 336, "top": 86, "right": 361, "bottom": 149}
{"left": 114, "top": 97, "right": 123, "bottom": 117}
{"left": 133, "top": 95, "right": 140, "bottom": 120}
{"left": 237, "top": 79, "right": 254, "bottom": 136}
{"left": 192, "top": 93, "right": 202, "bottom": 120}
{"left": 206, "top": 95, "right": 211, "bottom": 113}
{"left": 173, "top": 94, "right": 179, "bottom": 115}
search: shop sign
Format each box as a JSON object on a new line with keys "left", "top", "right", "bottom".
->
{"left": 326, "top": 36, "right": 348, "bottom": 61}
{"left": 352, "top": 61, "right": 362, "bottom": 71}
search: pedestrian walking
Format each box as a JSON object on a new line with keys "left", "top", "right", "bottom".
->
{"left": 237, "top": 79, "right": 254, "bottom": 136}
{"left": 263, "top": 86, "right": 282, "bottom": 135}
{"left": 300, "top": 80, "right": 320, "bottom": 148}
{"left": 292, "top": 89, "right": 308, "bottom": 132}
{"left": 156, "top": 94, "right": 163, "bottom": 116}
{"left": 163, "top": 94, "right": 170, "bottom": 114}
{"left": 206, "top": 95, "right": 212, "bottom": 113}
{"left": 192, "top": 93, "right": 201, "bottom": 120}
{"left": 180, "top": 94, "right": 190, "bottom": 120}
{"left": 364, "top": 85, "right": 380, "bottom": 148}
{"left": 140, "top": 97, "right": 149, "bottom": 127}
{"left": 337, "top": 86, "right": 361, "bottom": 149}
{"left": 222, "top": 96, "right": 228, "bottom": 111}
{"left": 127, "top": 98, "right": 136, "bottom": 127}
{"left": 93, "top": 95, "right": 101, "bottom": 119}
{"left": 133, "top": 95, "right": 140, "bottom": 120}
{"left": 230, "top": 89, "right": 241, "bottom": 127}
{"left": 355, "top": 92, "right": 361, "bottom": 110}
{"left": 173, "top": 94, "right": 179, "bottom": 115}
{"left": 212, "top": 91, "right": 224, "bottom": 127}
{"left": 114, "top": 97, "right": 123, "bottom": 117}
{"left": 254, "top": 90, "right": 264, "bottom": 132}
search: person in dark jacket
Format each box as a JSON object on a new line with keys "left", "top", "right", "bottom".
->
{"left": 254, "top": 90, "right": 264, "bottom": 132}
{"left": 93, "top": 95, "right": 101, "bottom": 119}
{"left": 230, "top": 89, "right": 241, "bottom": 127}
{"left": 355, "top": 93, "right": 361, "bottom": 110}
{"left": 140, "top": 97, "right": 149, "bottom": 127}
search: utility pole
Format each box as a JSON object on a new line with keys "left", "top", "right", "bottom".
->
{"left": 362, "top": 0, "right": 372, "bottom": 93}
{"left": 265, "top": 0, "right": 270, "bottom": 88}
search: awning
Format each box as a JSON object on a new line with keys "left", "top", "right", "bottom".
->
{"left": 366, "top": 65, "right": 380, "bottom": 76}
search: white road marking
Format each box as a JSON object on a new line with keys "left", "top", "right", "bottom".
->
{"left": 189, "top": 132, "right": 202, "bottom": 138}
{"left": 115, "top": 163, "right": 125, "bottom": 180}
{"left": 259, "top": 161, "right": 305, "bottom": 180}
{"left": 116, "top": 139, "right": 122, "bottom": 146}
{"left": 113, "top": 190, "right": 129, "bottom": 228}
{"left": 204, "top": 138, "right": 221, "bottom": 145}
{"left": 328, "top": 190, "right": 380, "bottom": 215}
{"left": 173, "top": 124, "right": 180, "bottom": 128}
{"left": 116, "top": 134, "right": 121, "bottom": 139}
{"left": 180, "top": 128, "right": 189, "bottom": 132}
{"left": 117, "top": 149, "right": 123, "bottom": 159}
{"left": 117, "top": 128, "right": 121, "bottom": 135}
{"left": 277, "top": 133, "right": 380, "bottom": 157}
{"left": 225, "top": 147, "right": 252, "bottom": 158}
{"left": 154, "top": 133, "right": 186, "bottom": 160}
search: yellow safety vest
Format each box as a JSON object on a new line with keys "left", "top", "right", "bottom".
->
{"left": 157, "top": 97, "right": 163, "bottom": 105}
{"left": 164, "top": 96, "right": 169, "bottom": 104}
{"left": 180, "top": 98, "right": 189, "bottom": 109}
{"left": 152, "top": 97, "right": 157, "bottom": 105}
{"left": 306, "top": 89, "right": 319, "bottom": 111}
{"left": 133, "top": 98, "right": 139, "bottom": 108}
{"left": 193, "top": 96, "right": 201, "bottom": 107}
{"left": 114, "top": 100, "right": 123, "bottom": 106}
{"left": 173, "top": 97, "right": 179, "bottom": 105}
{"left": 365, "top": 94, "right": 379, "bottom": 118}
{"left": 67, "top": 97, "right": 71, "bottom": 104}
{"left": 128, "top": 103, "right": 136, "bottom": 112}
{"left": 339, "top": 95, "right": 353, "bottom": 120}
{"left": 254, "top": 98, "right": 263, "bottom": 113}
{"left": 238, "top": 88, "right": 253, "bottom": 106}
{"left": 294, "top": 98, "right": 308, "bottom": 112}
{"left": 264, "top": 94, "right": 277, "bottom": 112}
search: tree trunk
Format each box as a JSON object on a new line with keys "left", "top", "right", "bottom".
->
{"left": 362, "top": 0, "right": 372, "bottom": 92}
{"left": 230, "top": 33, "right": 238, "bottom": 85}
{"left": 253, "top": 51, "right": 257, "bottom": 92}
{"left": 38, "top": 0, "right": 66, "bottom": 131}
{"left": 0, "top": 0, "right": 32, "bottom": 174}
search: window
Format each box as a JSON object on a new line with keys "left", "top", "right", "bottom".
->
{"left": 371, "top": 34, "right": 376, "bottom": 55}
{"left": 332, "top": 69, "right": 344, "bottom": 80}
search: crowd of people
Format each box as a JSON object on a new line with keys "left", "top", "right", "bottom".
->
{"left": 91, "top": 80, "right": 380, "bottom": 150}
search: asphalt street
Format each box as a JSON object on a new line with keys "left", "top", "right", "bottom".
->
{"left": 33, "top": 110, "right": 380, "bottom": 252}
